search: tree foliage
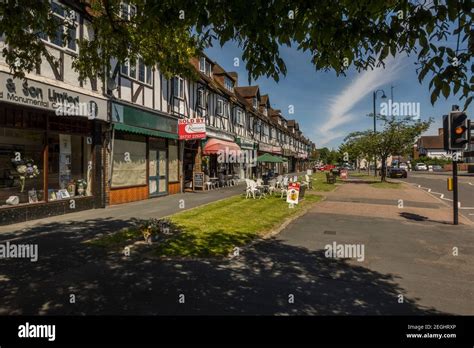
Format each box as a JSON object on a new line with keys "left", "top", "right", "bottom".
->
{"left": 0, "top": 0, "right": 472, "bottom": 108}
{"left": 344, "top": 116, "right": 432, "bottom": 181}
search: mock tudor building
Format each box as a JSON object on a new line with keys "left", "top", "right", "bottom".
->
{"left": 0, "top": 0, "right": 314, "bottom": 225}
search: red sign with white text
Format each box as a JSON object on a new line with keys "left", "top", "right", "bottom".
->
{"left": 178, "top": 118, "right": 206, "bottom": 140}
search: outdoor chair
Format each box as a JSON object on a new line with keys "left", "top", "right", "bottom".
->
{"left": 304, "top": 174, "right": 313, "bottom": 189}
{"left": 204, "top": 175, "right": 215, "bottom": 191}
{"left": 246, "top": 180, "right": 261, "bottom": 199}
{"left": 275, "top": 175, "right": 283, "bottom": 188}
{"left": 268, "top": 179, "right": 277, "bottom": 195}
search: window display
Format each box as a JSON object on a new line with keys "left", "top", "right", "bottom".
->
{"left": 47, "top": 133, "right": 92, "bottom": 200}
{"left": 0, "top": 128, "right": 45, "bottom": 207}
{"left": 112, "top": 133, "right": 147, "bottom": 187}
{"left": 168, "top": 140, "right": 179, "bottom": 182}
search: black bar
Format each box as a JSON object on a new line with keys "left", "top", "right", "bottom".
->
{"left": 453, "top": 160, "right": 458, "bottom": 225}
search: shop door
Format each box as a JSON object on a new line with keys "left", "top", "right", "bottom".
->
{"left": 149, "top": 149, "right": 168, "bottom": 196}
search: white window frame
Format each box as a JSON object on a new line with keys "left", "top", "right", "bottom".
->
{"left": 253, "top": 98, "right": 258, "bottom": 110}
{"left": 199, "top": 57, "right": 212, "bottom": 76}
{"left": 41, "top": 1, "right": 78, "bottom": 52}
{"left": 120, "top": 1, "right": 137, "bottom": 21}
{"left": 121, "top": 58, "right": 153, "bottom": 86}
{"left": 173, "top": 77, "right": 184, "bottom": 99}
{"left": 224, "top": 76, "right": 234, "bottom": 92}
{"left": 217, "top": 99, "right": 224, "bottom": 116}
{"left": 197, "top": 89, "right": 206, "bottom": 108}
{"left": 223, "top": 101, "right": 230, "bottom": 118}
{"left": 236, "top": 109, "right": 244, "bottom": 126}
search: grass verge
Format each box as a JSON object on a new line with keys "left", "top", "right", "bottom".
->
{"left": 87, "top": 193, "right": 322, "bottom": 258}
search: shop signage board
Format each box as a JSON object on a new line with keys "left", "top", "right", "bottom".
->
{"left": 193, "top": 172, "right": 204, "bottom": 190}
{"left": 286, "top": 182, "right": 300, "bottom": 206}
{"left": 178, "top": 118, "right": 206, "bottom": 140}
{"left": 259, "top": 143, "right": 273, "bottom": 153}
{"left": 0, "top": 71, "right": 107, "bottom": 120}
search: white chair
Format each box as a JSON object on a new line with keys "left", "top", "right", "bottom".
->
{"left": 305, "top": 174, "right": 313, "bottom": 189}
{"left": 205, "top": 175, "right": 214, "bottom": 191}
{"left": 268, "top": 179, "right": 277, "bottom": 195}
{"left": 246, "top": 180, "right": 260, "bottom": 199}
{"left": 282, "top": 176, "right": 289, "bottom": 187}
{"left": 275, "top": 175, "right": 283, "bottom": 188}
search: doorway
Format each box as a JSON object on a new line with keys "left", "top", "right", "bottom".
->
{"left": 149, "top": 139, "right": 168, "bottom": 196}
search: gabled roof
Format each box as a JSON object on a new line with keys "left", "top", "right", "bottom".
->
{"left": 234, "top": 86, "right": 259, "bottom": 98}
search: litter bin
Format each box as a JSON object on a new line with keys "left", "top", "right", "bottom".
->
{"left": 299, "top": 183, "right": 307, "bottom": 199}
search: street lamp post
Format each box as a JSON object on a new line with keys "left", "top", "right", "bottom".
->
{"left": 372, "top": 89, "right": 387, "bottom": 177}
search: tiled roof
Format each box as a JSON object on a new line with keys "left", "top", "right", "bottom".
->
{"left": 418, "top": 135, "right": 444, "bottom": 149}
{"left": 234, "top": 86, "right": 259, "bottom": 98}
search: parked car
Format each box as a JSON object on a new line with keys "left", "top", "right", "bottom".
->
{"left": 340, "top": 163, "right": 354, "bottom": 170}
{"left": 319, "top": 164, "right": 336, "bottom": 171}
{"left": 388, "top": 167, "right": 408, "bottom": 178}
{"left": 432, "top": 164, "right": 444, "bottom": 172}
{"left": 399, "top": 163, "right": 408, "bottom": 170}
{"left": 414, "top": 163, "right": 428, "bottom": 171}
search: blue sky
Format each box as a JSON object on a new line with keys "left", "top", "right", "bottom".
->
{"left": 205, "top": 42, "right": 472, "bottom": 149}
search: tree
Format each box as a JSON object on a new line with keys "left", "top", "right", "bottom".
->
{"left": 0, "top": 1, "right": 472, "bottom": 108}
{"left": 344, "top": 116, "right": 432, "bottom": 181}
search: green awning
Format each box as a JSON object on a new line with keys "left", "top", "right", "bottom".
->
{"left": 257, "top": 153, "right": 284, "bottom": 163}
{"left": 114, "top": 123, "right": 178, "bottom": 139}
{"left": 276, "top": 156, "right": 288, "bottom": 162}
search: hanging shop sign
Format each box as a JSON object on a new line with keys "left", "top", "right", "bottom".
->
{"left": 178, "top": 118, "right": 206, "bottom": 140}
{"left": 286, "top": 182, "right": 300, "bottom": 205}
{"left": 0, "top": 71, "right": 107, "bottom": 121}
{"left": 236, "top": 138, "right": 255, "bottom": 150}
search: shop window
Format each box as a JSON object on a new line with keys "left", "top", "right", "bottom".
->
{"left": 0, "top": 128, "right": 45, "bottom": 207}
{"left": 47, "top": 134, "right": 92, "bottom": 200}
{"left": 168, "top": 140, "right": 179, "bottom": 182}
{"left": 112, "top": 133, "right": 147, "bottom": 187}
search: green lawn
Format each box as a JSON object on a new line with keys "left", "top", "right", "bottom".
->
{"left": 370, "top": 181, "right": 402, "bottom": 189}
{"left": 347, "top": 172, "right": 403, "bottom": 189}
{"left": 88, "top": 193, "right": 323, "bottom": 258}
{"left": 309, "top": 172, "right": 340, "bottom": 192}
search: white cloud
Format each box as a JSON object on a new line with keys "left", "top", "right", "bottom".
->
{"left": 315, "top": 56, "right": 408, "bottom": 146}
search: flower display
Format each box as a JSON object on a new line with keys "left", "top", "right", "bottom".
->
{"left": 11, "top": 156, "right": 40, "bottom": 192}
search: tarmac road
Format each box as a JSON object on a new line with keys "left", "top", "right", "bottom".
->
{"left": 400, "top": 171, "right": 474, "bottom": 223}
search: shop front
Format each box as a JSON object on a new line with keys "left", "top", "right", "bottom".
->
{"left": 235, "top": 137, "right": 256, "bottom": 179}
{"left": 283, "top": 148, "right": 296, "bottom": 172}
{"left": 201, "top": 129, "right": 240, "bottom": 183}
{"left": 109, "top": 102, "right": 179, "bottom": 205}
{"left": 0, "top": 72, "right": 107, "bottom": 225}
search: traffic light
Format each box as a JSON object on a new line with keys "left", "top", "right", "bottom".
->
{"left": 443, "top": 111, "right": 471, "bottom": 150}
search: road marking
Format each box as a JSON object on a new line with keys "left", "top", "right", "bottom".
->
{"left": 469, "top": 182, "right": 473, "bottom": 186}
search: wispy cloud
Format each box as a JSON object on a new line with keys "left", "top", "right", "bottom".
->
{"left": 315, "top": 56, "right": 408, "bottom": 147}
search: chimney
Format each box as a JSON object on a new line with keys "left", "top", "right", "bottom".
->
{"left": 438, "top": 128, "right": 444, "bottom": 136}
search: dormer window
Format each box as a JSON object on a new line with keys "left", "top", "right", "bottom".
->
{"left": 253, "top": 98, "right": 258, "bottom": 110}
{"left": 199, "top": 57, "right": 212, "bottom": 76}
{"left": 224, "top": 76, "right": 234, "bottom": 92}
{"left": 263, "top": 108, "right": 268, "bottom": 116}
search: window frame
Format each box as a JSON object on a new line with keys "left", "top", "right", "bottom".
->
{"left": 173, "top": 77, "right": 185, "bottom": 99}
{"left": 41, "top": 0, "right": 78, "bottom": 53}
{"left": 216, "top": 99, "right": 224, "bottom": 116}
{"left": 121, "top": 58, "right": 153, "bottom": 86}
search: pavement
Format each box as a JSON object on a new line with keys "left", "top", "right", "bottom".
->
{"left": 0, "top": 183, "right": 246, "bottom": 235}
{"left": 0, "top": 178, "right": 473, "bottom": 315}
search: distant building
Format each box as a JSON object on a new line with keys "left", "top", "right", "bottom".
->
{"left": 414, "top": 128, "right": 449, "bottom": 159}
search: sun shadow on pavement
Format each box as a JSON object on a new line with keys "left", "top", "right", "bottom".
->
{"left": 0, "top": 218, "right": 445, "bottom": 315}
{"left": 399, "top": 212, "right": 451, "bottom": 225}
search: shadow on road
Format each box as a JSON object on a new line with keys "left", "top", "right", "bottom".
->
{"left": 0, "top": 218, "right": 445, "bottom": 315}
{"left": 399, "top": 212, "right": 451, "bottom": 225}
